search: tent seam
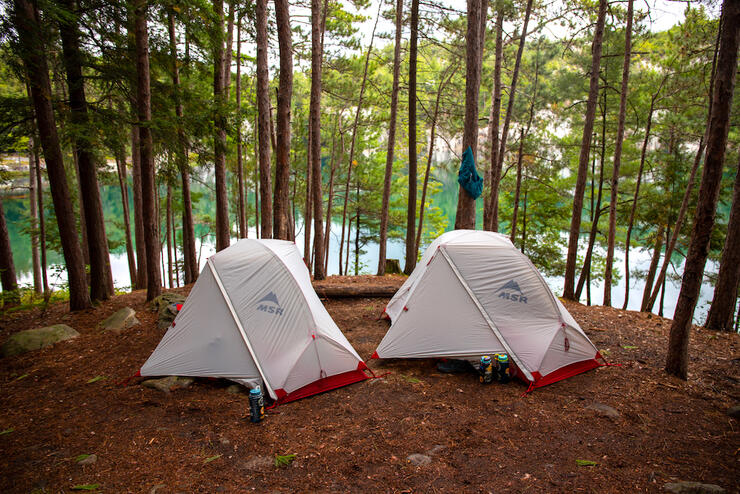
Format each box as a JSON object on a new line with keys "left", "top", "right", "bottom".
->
{"left": 207, "top": 259, "right": 277, "bottom": 400}
{"left": 439, "top": 247, "right": 534, "bottom": 382}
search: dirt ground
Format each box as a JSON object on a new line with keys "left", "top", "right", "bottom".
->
{"left": 0, "top": 276, "right": 738, "bottom": 493}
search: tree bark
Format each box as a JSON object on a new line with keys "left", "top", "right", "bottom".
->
{"left": 28, "top": 138, "right": 41, "bottom": 293}
{"left": 166, "top": 183, "right": 174, "bottom": 289}
{"left": 0, "top": 196, "right": 19, "bottom": 306}
{"left": 168, "top": 11, "right": 197, "bottom": 283}
{"left": 488, "top": 0, "right": 533, "bottom": 232}
{"left": 134, "top": 0, "right": 162, "bottom": 300}
{"left": 640, "top": 224, "right": 665, "bottom": 312}
{"left": 255, "top": 0, "right": 272, "bottom": 238}
{"left": 324, "top": 112, "right": 343, "bottom": 273}
{"left": 309, "top": 0, "right": 326, "bottom": 279}
{"left": 405, "top": 0, "right": 420, "bottom": 272}
{"left": 454, "top": 0, "right": 483, "bottom": 231}
{"left": 705, "top": 154, "right": 740, "bottom": 330}
{"left": 213, "top": 0, "right": 230, "bottom": 252}
{"left": 59, "top": 0, "right": 114, "bottom": 301}
{"left": 340, "top": 4, "right": 380, "bottom": 275}
{"left": 484, "top": 8, "right": 504, "bottom": 232}
{"left": 33, "top": 137, "right": 48, "bottom": 295}
{"left": 235, "top": 14, "right": 246, "bottom": 239}
{"left": 131, "top": 125, "right": 147, "bottom": 289}
{"left": 603, "top": 0, "right": 633, "bottom": 306}
{"left": 510, "top": 129, "right": 525, "bottom": 244}
{"left": 115, "top": 152, "right": 137, "bottom": 286}
{"left": 666, "top": 0, "right": 738, "bottom": 379}
{"left": 562, "top": 0, "right": 607, "bottom": 300}
{"left": 377, "top": 0, "right": 404, "bottom": 276}
{"left": 273, "top": 0, "right": 293, "bottom": 240}
{"left": 14, "top": 0, "right": 90, "bottom": 310}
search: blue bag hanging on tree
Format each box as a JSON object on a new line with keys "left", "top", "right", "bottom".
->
{"left": 457, "top": 145, "right": 483, "bottom": 199}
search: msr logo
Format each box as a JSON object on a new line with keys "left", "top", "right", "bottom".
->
{"left": 256, "top": 291, "right": 284, "bottom": 316}
{"left": 497, "top": 280, "right": 528, "bottom": 304}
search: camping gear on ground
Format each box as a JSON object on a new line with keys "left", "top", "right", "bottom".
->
{"left": 373, "top": 230, "right": 604, "bottom": 391}
{"left": 436, "top": 359, "right": 475, "bottom": 373}
{"left": 139, "top": 238, "right": 370, "bottom": 404}
{"left": 496, "top": 353, "right": 510, "bottom": 383}
{"left": 249, "top": 386, "right": 265, "bottom": 423}
{"left": 479, "top": 355, "right": 494, "bottom": 384}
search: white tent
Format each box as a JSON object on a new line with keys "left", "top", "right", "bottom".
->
{"left": 140, "top": 239, "right": 368, "bottom": 404}
{"left": 373, "top": 230, "right": 603, "bottom": 390}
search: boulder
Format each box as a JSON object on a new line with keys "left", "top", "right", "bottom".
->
{"left": 150, "top": 293, "right": 186, "bottom": 329}
{"left": 77, "top": 454, "right": 97, "bottom": 466}
{"left": 142, "top": 376, "right": 194, "bottom": 393}
{"left": 1, "top": 324, "right": 79, "bottom": 358}
{"left": 99, "top": 307, "right": 139, "bottom": 333}
{"left": 406, "top": 454, "right": 432, "bottom": 466}
{"left": 664, "top": 482, "right": 725, "bottom": 494}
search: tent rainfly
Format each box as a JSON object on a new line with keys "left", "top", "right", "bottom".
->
{"left": 373, "top": 230, "right": 605, "bottom": 390}
{"left": 140, "top": 239, "right": 369, "bottom": 404}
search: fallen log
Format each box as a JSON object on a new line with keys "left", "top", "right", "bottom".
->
{"left": 313, "top": 285, "right": 401, "bottom": 298}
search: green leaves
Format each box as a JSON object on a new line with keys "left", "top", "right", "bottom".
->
{"left": 86, "top": 376, "right": 106, "bottom": 384}
{"left": 274, "top": 453, "right": 296, "bottom": 467}
{"left": 75, "top": 454, "right": 92, "bottom": 462}
{"left": 576, "top": 459, "right": 598, "bottom": 467}
{"left": 0, "top": 428, "right": 14, "bottom": 436}
{"left": 203, "top": 454, "right": 222, "bottom": 464}
{"left": 70, "top": 484, "right": 100, "bottom": 491}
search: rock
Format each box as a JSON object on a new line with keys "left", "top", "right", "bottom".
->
{"left": 226, "top": 384, "right": 246, "bottom": 395}
{"left": 77, "top": 454, "right": 97, "bottom": 465}
{"left": 99, "top": 307, "right": 139, "bottom": 333}
{"left": 1, "top": 324, "right": 80, "bottom": 358}
{"left": 241, "top": 456, "right": 273, "bottom": 471}
{"left": 149, "top": 484, "right": 166, "bottom": 494}
{"left": 385, "top": 259, "right": 402, "bottom": 275}
{"left": 586, "top": 403, "right": 620, "bottom": 418}
{"left": 726, "top": 405, "right": 740, "bottom": 419}
{"left": 406, "top": 454, "right": 432, "bottom": 466}
{"left": 142, "top": 376, "right": 194, "bottom": 393}
{"left": 150, "top": 293, "right": 186, "bottom": 329}
{"left": 664, "top": 481, "right": 725, "bottom": 493}
{"left": 426, "top": 444, "right": 445, "bottom": 456}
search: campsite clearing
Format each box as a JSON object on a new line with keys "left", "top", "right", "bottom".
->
{"left": 0, "top": 277, "right": 738, "bottom": 492}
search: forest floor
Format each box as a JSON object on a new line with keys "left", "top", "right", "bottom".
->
{"left": 0, "top": 275, "right": 738, "bottom": 493}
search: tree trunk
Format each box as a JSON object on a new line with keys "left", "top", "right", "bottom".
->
{"left": 115, "top": 152, "right": 137, "bottom": 286}
{"left": 603, "top": 0, "right": 633, "bottom": 306}
{"left": 166, "top": 183, "right": 174, "bottom": 289}
{"left": 14, "top": 0, "right": 90, "bottom": 310}
{"left": 416, "top": 66, "right": 453, "bottom": 256}
{"left": 562, "top": 0, "right": 607, "bottom": 300}
{"left": 304, "top": 136, "right": 313, "bottom": 266}
{"left": 131, "top": 126, "right": 147, "bottom": 289}
{"left": 377, "top": 0, "right": 404, "bottom": 276}
{"left": 405, "top": 0, "right": 420, "bottom": 272}
{"left": 484, "top": 8, "right": 504, "bottom": 232}
{"left": 666, "top": 0, "right": 738, "bottom": 379}
{"left": 340, "top": 4, "right": 380, "bottom": 275}
{"left": 510, "top": 129, "right": 525, "bottom": 244}
{"left": 309, "top": 0, "right": 326, "bottom": 279}
{"left": 0, "top": 196, "right": 19, "bottom": 306}
{"left": 213, "top": 0, "right": 230, "bottom": 252}
{"left": 488, "top": 0, "right": 533, "bottom": 232}
{"left": 255, "top": 0, "right": 272, "bottom": 238}
{"left": 705, "top": 156, "right": 740, "bottom": 330}
{"left": 324, "top": 112, "right": 342, "bottom": 273}
{"left": 640, "top": 224, "right": 665, "bottom": 312}
{"left": 575, "top": 94, "right": 607, "bottom": 302}
{"left": 33, "top": 138, "right": 49, "bottom": 295}
{"left": 273, "top": 0, "right": 293, "bottom": 240}
{"left": 135, "top": 0, "right": 162, "bottom": 301}
{"left": 623, "top": 74, "right": 667, "bottom": 309}
{"left": 223, "top": 1, "right": 234, "bottom": 97}
{"left": 235, "top": 15, "right": 246, "bottom": 239}
{"left": 59, "top": 0, "right": 114, "bottom": 301}
{"left": 168, "top": 11, "right": 197, "bottom": 283}
{"left": 28, "top": 138, "right": 41, "bottom": 293}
